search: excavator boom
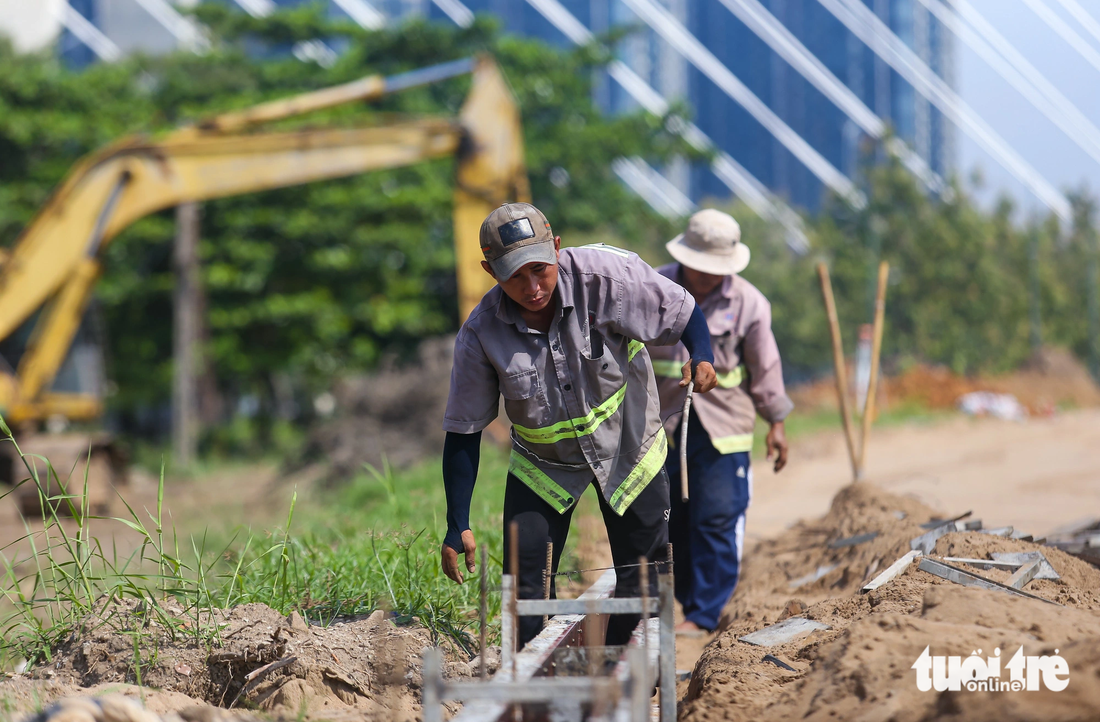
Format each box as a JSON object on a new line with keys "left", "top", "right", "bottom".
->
{"left": 0, "top": 56, "right": 527, "bottom": 427}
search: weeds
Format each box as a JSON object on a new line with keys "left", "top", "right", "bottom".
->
{"left": 0, "top": 425, "right": 232, "bottom": 669}
{"left": 0, "top": 415, "right": 509, "bottom": 672}
{"left": 362, "top": 455, "right": 397, "bottom": 506}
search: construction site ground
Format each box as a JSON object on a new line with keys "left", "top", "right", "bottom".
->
{"left": 1, "top": 407, "right": 1099, "bottom": 720}
{"left": 575, "top": 407, "right": 1100, "bottom": 720}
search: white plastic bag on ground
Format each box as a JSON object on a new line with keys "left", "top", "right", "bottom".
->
{"left": 957, "top": 391, "right": 1028, "bottom": 421}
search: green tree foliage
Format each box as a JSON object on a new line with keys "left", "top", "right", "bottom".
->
{"left": 739, "top": 156, "right": 1099, "bottom": 379}
{"left": 2, "top": 5, "right": 1097, "bottom": 440}
{"left": 0, "top": 6, "right": 693, "bottom": 426}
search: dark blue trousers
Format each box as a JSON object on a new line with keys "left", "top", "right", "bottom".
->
{"left": 664, "top": 408, "right": 751, "bottom": 631}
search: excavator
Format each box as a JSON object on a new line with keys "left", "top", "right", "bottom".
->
{"left": 0, "top": 56, "right": 528, "bottom": 513}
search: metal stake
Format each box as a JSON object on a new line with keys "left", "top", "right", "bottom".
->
{"left": 542, "top": 541, "right": 553, "bottom": 628}
{"left": 508, "top": 521, "right": 520, "bottom": 683}
{"left": 658, "top": 573, "right": 676, "bottom": 722}
{"left": 585, "top": 597, "right": 599, "bottom": 679}
{"left": 500, "top": 575, "right": 514, "bottom": 678}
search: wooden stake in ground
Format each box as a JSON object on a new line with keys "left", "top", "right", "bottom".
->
{"left": 817, "top": 262, "right": 858, "bottom": 480}
{"left": 857, "top": 261, "right": 889, "bottom": 478}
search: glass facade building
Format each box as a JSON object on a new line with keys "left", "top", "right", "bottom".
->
{"left": 41, "top": 0, "right": 955, "bottom": 212}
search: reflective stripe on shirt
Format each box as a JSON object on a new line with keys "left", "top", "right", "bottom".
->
{"left": 608, "top": 428, "right": 668, "bottom": 515}
{"left": 444, "top": 247, "right": 695, "bottom": 514}
{"left": 709, "top": 432, "right": 754, "bottom": 454}
{"left": 513, "top": 383, "right": 628, "bottom": 445}
{"left": 508, "top": 450, "right": 577, "bottom": 513}
{"left": 513, "top": 339, "right": 647, "bottom": 446}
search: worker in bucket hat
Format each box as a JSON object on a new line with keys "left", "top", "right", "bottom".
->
{"left": 440, "top": 202, "right": 718, "bottom": 647}
{"left": 649, "top": 208, "right": 793, "bottom": 635}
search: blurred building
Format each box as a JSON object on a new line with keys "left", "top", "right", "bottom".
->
{"left": 0, "top": 0, "right": 955, "bottom": 212}
{"left": 465, "top": 0, "right": 956, "bottom": 210}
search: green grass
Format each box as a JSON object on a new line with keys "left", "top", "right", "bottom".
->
{"left": 222, "top": 447, "right": 517, "bottom": 654}
{"left": 0, "top": 417, "right": 519, "bottom": 669}
{"left": 0, "top": 398, "right": 945, "bottom": 671}
{"left": 0, "top": 418, "right": 231, "bottom": 669}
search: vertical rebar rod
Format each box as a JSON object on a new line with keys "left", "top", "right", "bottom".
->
{"left": 500, "top": 574, "right": 514, "bottom": 679}
{"left": 585, "top": 597, "right": 599, "bottom": 679}
{"left": 479, "top": 545, "right": 488, "bottom": 681}
{"left": 509, "top": 521, "right": 520, "bottom": 683}
{"left": 542, "top": 541, "right": 553, "bottom": 628}
{"left": 658, "top": 574, "right": 676, "bottom": 722}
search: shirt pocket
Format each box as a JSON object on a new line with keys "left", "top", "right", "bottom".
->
{"left": 500, "top": 368, "right": 553, "bottom": 439}
{"left": 581, "top": 345, "right": 624, "bottom": 404}
{"left": 712, "top": 331, "right": 741, "bottom": 368}
{"left": 499, "top": 368, "right": 541, "bottom": 400}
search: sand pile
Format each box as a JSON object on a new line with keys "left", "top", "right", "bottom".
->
{"left": 683, "top": 483, "right": 1100, "bottom": 722}
{"left": 2, "top": 600, "right": 472, "bottom": 722}
{"left": 789, "top": 346, "right": 1100, "bottom": 416}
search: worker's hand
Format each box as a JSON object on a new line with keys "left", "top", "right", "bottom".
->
{"left": 680, "top": 360, "right": 717, "bottom": 393}
{"left": 766, "top": 421, "right": 788, "bottom": 473}
{"left": 441, "top": 529, "right": 477, "bottom": 584}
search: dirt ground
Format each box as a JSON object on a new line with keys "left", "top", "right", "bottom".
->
{"left": 676, "top": 409, "right": 1100, "bottom": 722}
{"left": 4, "top": 403, "right": 1100, "bottom": 720}
{"left": 750, "top": 408, "right": 1100, "bottom": 545}
{"left": 1, "top": 599, "right": 474, "bottom": 722}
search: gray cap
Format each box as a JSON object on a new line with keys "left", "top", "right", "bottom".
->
{"left": 480, "top": 202, "right": 557, "bottom": 279}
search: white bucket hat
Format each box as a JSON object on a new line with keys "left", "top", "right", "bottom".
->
{"left": 666, "top": 209, "right": 750, "bottom": 275}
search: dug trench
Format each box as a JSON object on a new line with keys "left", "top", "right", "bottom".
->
{"left": 680, "top": 482, "right": 1100, "bottom": 722}
{"left": 0, "top": 601, "right": 479, "bottom": 722}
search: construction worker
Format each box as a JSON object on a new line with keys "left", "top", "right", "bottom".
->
{"left": 440, "top": 202, "right": 717, "bottom": 647}
{"left": 649, "top": 209, "right": 793, "bottom": 635}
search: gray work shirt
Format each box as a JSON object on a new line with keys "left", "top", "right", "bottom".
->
{"left": 649, "top": 264, "right": 794, "bottom": 454}
{"left": 443, "top": 245, "right": 695, "bottom": 515}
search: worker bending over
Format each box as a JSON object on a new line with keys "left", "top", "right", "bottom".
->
{"left": 649, "top": 209, "right": 793, "bottom": 634}
{"left": 440, "top": 202, "right": 717, "bottom": 646}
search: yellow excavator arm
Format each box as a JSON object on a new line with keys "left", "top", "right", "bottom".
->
{"left": 0, "top": 57, "right": 528, "bottom": 426}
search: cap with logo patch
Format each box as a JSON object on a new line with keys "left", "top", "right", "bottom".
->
{"left": 479, "top": 202, "right": 557, "bottom": 280}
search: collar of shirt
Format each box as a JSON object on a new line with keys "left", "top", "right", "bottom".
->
{"left": 492, "top": 255, "right": 577, "bottom": 333}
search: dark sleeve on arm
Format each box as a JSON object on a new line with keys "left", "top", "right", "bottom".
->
{"left": 679, "top": 304, "right": 715, "bottom": 370}
{"left": 443, "top": 430, "right": 481, "bottom": 553}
